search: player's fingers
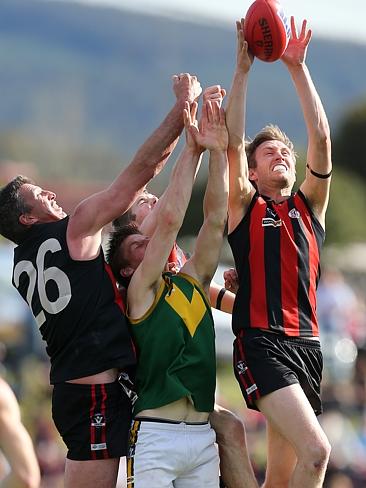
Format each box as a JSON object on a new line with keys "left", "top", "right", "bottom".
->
{"left": 290, "top": 16, "right": 297, "bottom": 39}
{"left": 190, "top": 101, "right": 198, "bottom": 121}
{"left": 204, "top": 85, "right": 222, "bottom": 97}
{"left": 183, "top": 101, "right": 192, "bottom": 125}
{"left": 300, "top": 19, "right": 308, "bottom": 39}
{"left": 212, "top": 101, "right": 221, "bottom": 122}
{"left": 205, "top": 100, "right": 214, "bottom": 123}
{"left": 219, "top": 106, "right": 226, "bottom": 125}
{"left": 304, "top": 27, "right": 312, "bottom": 45}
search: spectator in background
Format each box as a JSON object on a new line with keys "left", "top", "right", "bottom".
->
{"left": 317, "top": 267, "right": 361, "bottom": 382}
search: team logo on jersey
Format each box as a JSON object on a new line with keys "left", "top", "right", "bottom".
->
{"left": 236, "top": 361, "right": 248, "bottom": 375}
{"left": 91, "top": 413, "right": 106, "bottom": 428}
{"left": 288, "top": 208, "right": 301, "bottom": 219}
{"left": 91, "top": 442, "right": 107, "bottom": 451}
{"left": 266, "top": 208, "right": 277, "bottom": 218}
{"left": 262, "top": 217, "right": 282, "bottom": 227}
{"left": 246, "top": 384, "right": 258, "bottom": 395}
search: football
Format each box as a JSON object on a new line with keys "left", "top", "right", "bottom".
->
{"left": 244, "top": 0, "right": 290, "bottom": 62}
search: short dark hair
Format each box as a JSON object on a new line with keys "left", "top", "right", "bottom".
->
{"left": 246, "top": 124, "right": 297, "bottom": 169}
{"left": 106, "top": 223, "right": 141, "bottom": 288}
{"left": 0, "top": 175, "right": 35, "bottom": 244}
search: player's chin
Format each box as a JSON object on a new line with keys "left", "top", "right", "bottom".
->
{"left": 274, "top": 174, "right": 294, "bottom": 188}
{"left": 52, "top": 209, "right": 67, "bottom": 220}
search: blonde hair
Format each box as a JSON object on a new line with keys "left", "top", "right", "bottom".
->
{"left": 246, "top": 124, "right": 297, "bottom": 169}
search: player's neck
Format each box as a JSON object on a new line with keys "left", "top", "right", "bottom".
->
{"left": 257, "top": 184, "right": 292, "bottom": 204}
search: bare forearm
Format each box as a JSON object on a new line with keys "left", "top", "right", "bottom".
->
{"left": 226, "top": 71, "right": 249, "bottom": 148}
{"left": 289, "top": 64, "right": 331, "bottom": 177}
{"left": 71, "top": 100, "right": 185, "bottom": 237}
{"left": 203, "top": 149, "right": 228, "bottom": 226}
{"left": 187, "top": 149, "right": 228, "bottom": 284}
{"left": 226, "top": 70, "right": 252, "bottom": 206}
{"left": 158, "top": 145, "right": 201, "bottom": 229}
{"left": 288, "top": 64, "right": 330, "bottom": 142}
{"left": 130, "top": 100, "right": 186, "bottom": 176}
{"left": 209, "top": 281, "right": 235, "bottom": 314}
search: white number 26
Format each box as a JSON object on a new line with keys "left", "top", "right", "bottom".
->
{"left": 13, "top": 238, "right": 72, "bottom": 327}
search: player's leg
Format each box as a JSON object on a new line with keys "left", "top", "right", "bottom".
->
{"left": 210, "top": 405, "right": 258, "bottom": 488}
{"left": 257, "top": 384, "right": 330, "bottom": 488}
{"left": 65, "top": 458, "right": 119, "bottom": 488}
{"left": 127, "top": 419, "right": 180, "bottom": 488}
{"left": 0, "top": 377, "right": 40, "bottom": 488}
{"left": 52, "top": 381, "right": 132, "bottom": 488}
{"left": 262, "top": 421, "right": 297, "bottom": 487}
{"left": 174, "top": 422, "right": 219, "bottom": 488}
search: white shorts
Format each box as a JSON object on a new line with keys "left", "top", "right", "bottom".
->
{"left": 127, "top": 418, "right": 219, "bottom": 488}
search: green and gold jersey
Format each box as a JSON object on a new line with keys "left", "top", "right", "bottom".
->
{"left": 128, "top": 272, "right": 216, "bottom": 415}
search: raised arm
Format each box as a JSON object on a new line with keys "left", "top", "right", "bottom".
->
{"left": 226, "top": 19, "right": 255, "bottom": 234}
{"left": 209, "top": 280, "right": 236, "bottom": 314}
{"left": 282, "top": 18, "right": 332, "bottom": 228}
{"left": 139, "top": 85, "right": 227, "bottom": 238}
{"left": 181, "top": 101, "right": 229, "bottom": 293}
{"left": 128, "top": 102, "right": 203, "bottom": 318}
{"left": 67, "top": 73, "right": 202, "bottom": 260}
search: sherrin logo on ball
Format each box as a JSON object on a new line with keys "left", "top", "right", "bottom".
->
{"left": 244, "top": 0, "right": 290, "bottom": 62}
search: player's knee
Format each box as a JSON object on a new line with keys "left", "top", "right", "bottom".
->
{"left": 302, "top": 436, "right": 331, "bottom": 473}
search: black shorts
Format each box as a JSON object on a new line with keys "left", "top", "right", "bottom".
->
{"left": 233, "top": 329, "right": 323, "bottom": 415}
{"left": 52, "top": 380, "right": 132, "bottom": 461}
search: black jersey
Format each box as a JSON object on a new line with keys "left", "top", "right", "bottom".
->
{"left": 12, "top": 217, "right": 135, "bottom": 383}
{"left": 228, "top": 191, "right": 324, "bottom": 338}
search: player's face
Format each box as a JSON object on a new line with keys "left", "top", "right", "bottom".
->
{"left": 250, "top": 140, "right": 296, "bottom": 190}
{"left": 122, "top": 234, "right": 150, "bottom": 272}
{"left": 131, "top": 191, "right": 158, "bottom": 225}
{"left": 19, "top": 184, "right": 67, "bottom": 223}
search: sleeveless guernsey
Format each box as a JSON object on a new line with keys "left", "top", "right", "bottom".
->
{"left": 12, "top": 217, "right": 136, "bottom": 383}
{"left": 128, "top": 272, "right": 216, "bottom": 415}
{"left": 228, "top": 190, "right": 325, "bottom": 338}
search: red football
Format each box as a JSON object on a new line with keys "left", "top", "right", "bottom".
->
{"left": 244, "top": 0, "right": 290, "bottom": 62}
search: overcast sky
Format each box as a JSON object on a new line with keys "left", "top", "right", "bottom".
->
{"left": 69, "top": 0, "right": 366, "bottom": 44}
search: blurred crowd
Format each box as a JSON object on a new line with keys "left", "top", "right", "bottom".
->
{"left": 1, "top": 241, "right": 366, "bottom": 487}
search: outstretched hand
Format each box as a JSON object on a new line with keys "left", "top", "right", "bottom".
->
{"left": 172, "top": 73, "right": 202, "bottom": 104}
{"left": 183, "top": 101, "right": 202, "bottom": 153}
{"left": 184, "top": 100, "right": 228, "bottom": 153}
{"left": 236, "top": 18, "right": 254, "bottom": 74}
{"left": 203, "top": 85, "right": 226, "bottom": 108}
{"left": 281, "top": 16, "right": 312, "bottom": 67}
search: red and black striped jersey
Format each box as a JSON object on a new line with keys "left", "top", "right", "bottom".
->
{"left": 228, "top": 190, "right": 325, "bottom": 338}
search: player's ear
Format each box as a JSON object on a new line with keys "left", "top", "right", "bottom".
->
{"left": 248, "top": 167, "right": 258, "bottom": 181}
{"left": 19, "top": 213, "right": 39, "bottom": 226}
{"left": 120, "top": 267, "right": 134, "bottom": 279}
